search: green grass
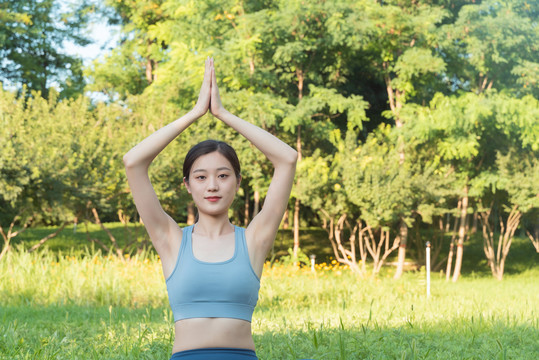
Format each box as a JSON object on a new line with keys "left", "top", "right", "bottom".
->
{"left": 9, "top": 223, "right": 334, "bottom": 262}
{"left": 9, "top": 222, "right": 539, "bottom": 274}
{"left": 1, "top": 247, "right": 538, "bottom": 359}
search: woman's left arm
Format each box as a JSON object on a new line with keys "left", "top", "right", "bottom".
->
{"left": 209, "top": 59, "right": 297, "bottom": 257}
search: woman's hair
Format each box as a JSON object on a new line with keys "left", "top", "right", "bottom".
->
{"left": 183, "top": 140, "right": 241, "bottom": 182}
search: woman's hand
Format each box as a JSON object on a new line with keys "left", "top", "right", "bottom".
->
{"left": 210, "top": 58, "right": 227, "bottom": 118}
{"left": 191, "top": 57, "right": 212, "bottom": 118}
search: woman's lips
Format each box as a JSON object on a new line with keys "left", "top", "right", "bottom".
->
{"left": 205, "top": 196, "right": 221, "bottom": 202}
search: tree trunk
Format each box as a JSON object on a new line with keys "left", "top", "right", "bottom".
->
{"left": 526, "top": 228, "right": 539, "bottom": 253}
{"left": 293, "top": 125, "right": 302, "bottom": 259}
{"left": 446, "top": 239, "right": 455, "bottom": 281}
{"left": 393, "top": 219, "right": 408, "bottom": 279}
{"left": 293, "top": 197, "right": 301, "bottom": 258}
{"left": 0, "top": 214, "right": 34, "bottom": 261}
{"left": 244, "top": 187, "right": 250, "bottom": 227}
{"left": 385, "top": 70, "right": 408, "bottom": 278}
{"left": 330, "top": 215, "right": 365, "bottom": 277}
{"left": 480, "top": 204, "right": 521, "bottom": 281}
{"left": 146, "top": 56, "right": 154, "bottom": 84}
{"left": 253, "top": 190, "right": 260, "bottom": 218}
{"left": 92, "top": 208, "right": 124, "bottom": 259}
{"left": 320, "top": 210, "right": 334, "bottom": 244}
{"left": 282, "top": 208, "right": 289, "bottom": 229}
{"left": 145, "top": 37, "right": 157, "bottom": 84}
{"left": 445, "top": 202, "right": 460, "bottom": 280}
{"left": 452, "top": 185, "right": 469, "bottom": 282}
{"left": 363, "top": 224, "right": 400, "bottom": 276}
{"left": 187, "top": 202, "right": 196, "bottom": 225}
{"left": 0, "top": 244, "right": 10, "bottom": 262}
{"left": 445, "top": 205, "right": 462, "bottom": 281}
{"left": 293, "top": 68, "right": 304, "bottom": 259}
{"left": 471, "top": 210, "right": 478, "bottom": 234}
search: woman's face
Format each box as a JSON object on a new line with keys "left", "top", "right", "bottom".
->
{"left": 183, "top": 151, "right": 241, "bottom": 217}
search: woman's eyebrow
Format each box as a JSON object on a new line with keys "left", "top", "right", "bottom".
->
{"left": 192, "top": 167, "right": 231, "bottom": 173}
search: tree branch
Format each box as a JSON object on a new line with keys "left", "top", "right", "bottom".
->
{"left": 28, "top": 222, "right": 69, "bottom": 253}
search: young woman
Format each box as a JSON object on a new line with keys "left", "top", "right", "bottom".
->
{"left": 123, "top": 58, "right": 297, "bottom": 360}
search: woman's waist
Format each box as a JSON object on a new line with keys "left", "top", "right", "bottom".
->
{"left": 170, "top": 347, "right": 258, "bottom": 360}
{"left": 173, "top": 317, "right": 254, "bottom": 352}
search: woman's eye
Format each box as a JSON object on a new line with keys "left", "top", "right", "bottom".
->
{"left": 218, "top": 174, "right": 228, "bottom": 179}
{"left": 196, "top": 176, "right": 206, "bottom": 180}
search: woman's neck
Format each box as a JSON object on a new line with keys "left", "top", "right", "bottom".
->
{"left": 193, "top": 214, "right": 234, "bottom": 239}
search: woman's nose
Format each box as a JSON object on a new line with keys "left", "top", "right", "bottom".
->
{"left": 207, "top": 178, "right": 219, "bottom": 191}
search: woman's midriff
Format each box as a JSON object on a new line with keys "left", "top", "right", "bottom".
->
{"left": 172, "top": 318, "right": 255, "bottom": 353}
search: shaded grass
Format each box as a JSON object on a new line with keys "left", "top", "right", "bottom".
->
{"left": 1, "top": 249, "right": 538, "bottom": 359}
{"left": 9, "top": 223, "right": 149, "bottom": 256}
{"left": 9, "top": 223, "right": 539, "bottom": 276}
{"left": 10, "top": 224, "right": 333, "bottom": 262}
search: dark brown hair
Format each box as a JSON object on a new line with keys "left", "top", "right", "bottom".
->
{"left": 183, "top": 140, "right": 241, "bottom": 182}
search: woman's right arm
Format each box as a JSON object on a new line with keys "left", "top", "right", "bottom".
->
{"left": 123, "top": 58, "right": 211, "bottom": 256}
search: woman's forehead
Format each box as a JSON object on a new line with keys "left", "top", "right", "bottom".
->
{"left": 191, "top": 152, "right": 233, "bottom": 171}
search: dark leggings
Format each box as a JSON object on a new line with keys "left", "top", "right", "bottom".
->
{"left": 170, "top": 347, "right": 258, "bottom": 360}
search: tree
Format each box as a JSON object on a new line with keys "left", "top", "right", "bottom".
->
{"left": 476, "top": 94, "right": 539, "bottom": 280}
{"left": 259, "top": 0, "right": 373, "bottom": 258}
{"left": 337, "top": 124, "right": 448, "bottom": 276}
{"left": 0, "top": 85, "right": 143, "bottom": 258}
{"left": 404, "top": 92, "right": 492, "bottom": 281}
{"left": 86, "top": 0, "right": 168, "bottom": 100}
{"left": 0, "top": 0, "right": 92, "bottom": 98}
{"left": 0, "top": 88, "right": 71, "bottom": 258}
{"left": 331, "top": 0, "right": 450, "bottom": 278}
{"left": 110, "top": 0, "right": 371, "bottom": 238}
{"left": 28, "top": 0, "right": 535, "bottom": 274}
{"left": 441, "top": 0, "right": 539, "bottom": 97}
{"left": 404, "top": 89, "right": 539, "bottom": 280}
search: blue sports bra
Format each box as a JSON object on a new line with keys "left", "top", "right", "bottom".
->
{"left": 165, "top": 225, "right": 261, "bottom": 322}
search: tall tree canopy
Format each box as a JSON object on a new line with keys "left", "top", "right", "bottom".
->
{"left": 1, "top": 0, "right": 537, "bottom": 279}
{"left": 0, "top": 0, "right": 92, "bottom": 98}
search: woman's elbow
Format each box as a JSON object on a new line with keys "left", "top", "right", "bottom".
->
{"left": 123, "top": 152, "right": 136, "bottom": 168}
{"left": 122, "top": 153, "right": 131, "bottom": 167}
{"left": 288, "top": 149, "right": 298, "bottom": 165}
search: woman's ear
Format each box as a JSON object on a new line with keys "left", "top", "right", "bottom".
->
{"left": 183, "top": 177, "right": 191, "bottom": 194}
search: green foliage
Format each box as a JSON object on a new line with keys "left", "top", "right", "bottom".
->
{"left": 1, "top": 0, "right": 538, "bottom": 273}
{"left": 496, "top": 151, "right": 539, "bottom": 212}
{"left": 441, "top": 0, "right": 539, "bottom": 95}
{"left": 341, "top": 126, "right": 414, "bottom": 228}
{"left": 366, "top": 0, "right": 449, "bottom": 106}
{"left": 402, "top": 91, "right": 539, "bottom": 202}
{"left": 0, "top": 88, "right": 64, "bottom": 225}
{"left": 0, "top": 0, "right": 92, "bottom": 98}
{"left": 85, "top": 0, "right": 170, "bottom": 100}
{"left": 84, "top": 40, "right": 149, "bottom": 100}
{"left": 0, "top": 87, "right": 136, "bottom": 226}
{"left": 296, "top": 147, "right": 350, "bottom": 219}
{"left": 512, "top": 60, "right": 539, "bottom": 97}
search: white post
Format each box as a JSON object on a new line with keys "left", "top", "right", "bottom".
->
{"left": 310, "top": 254, "right": 316, "bottom": 272}
{"left": 426, "top": 241, "right": 431, "bottom": 298}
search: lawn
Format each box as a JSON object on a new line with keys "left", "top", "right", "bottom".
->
{"left": 1, "top": 234, "right": 538, "bottom": 359}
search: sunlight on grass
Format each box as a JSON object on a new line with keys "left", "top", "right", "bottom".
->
{"left": 1, "top": 249, "right": 538, "bottom": 359}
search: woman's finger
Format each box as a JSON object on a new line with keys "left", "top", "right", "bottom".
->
{"left": 203, "top": 57, "right": 211, "bottom": 86}
{"left": 211, "top": 58, "right": 217, "bottom": 89}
